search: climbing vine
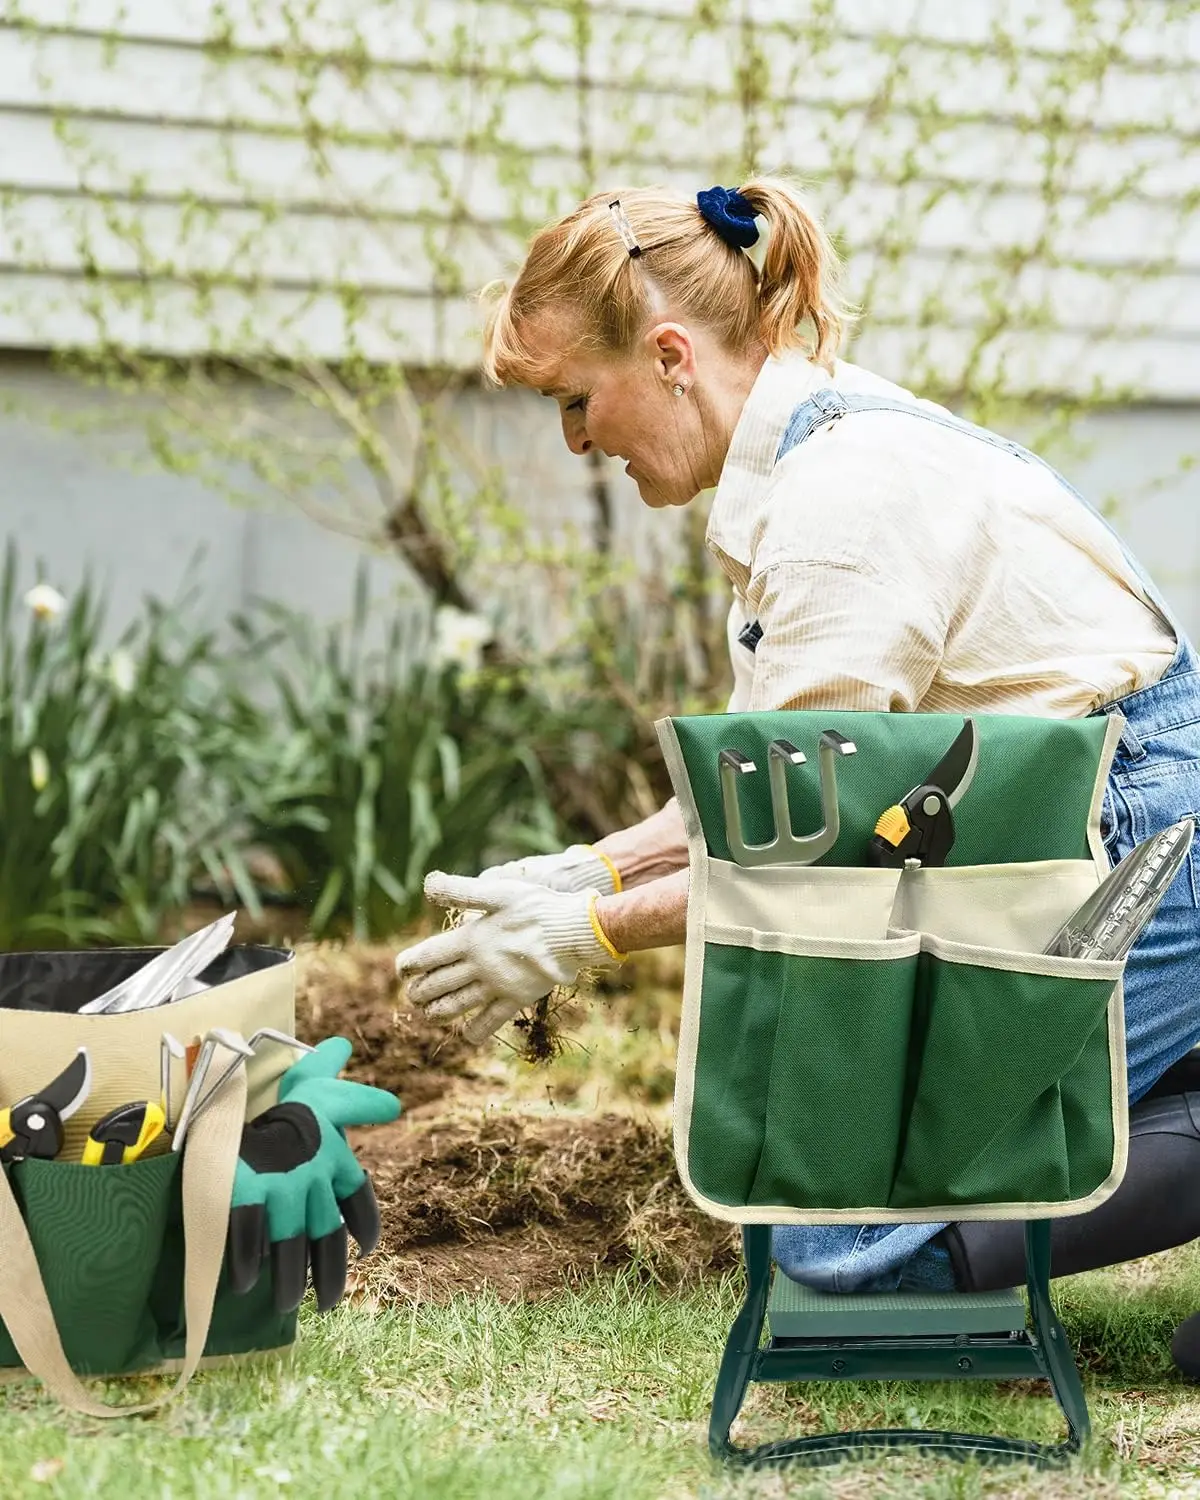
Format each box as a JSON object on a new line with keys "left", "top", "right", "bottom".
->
{"left": 1, "top": 0, "right": 1198, "bottom": 718}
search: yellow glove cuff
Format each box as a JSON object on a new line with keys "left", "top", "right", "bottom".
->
{"left": 588, "top": 892, "right": 629, "bottom": 964}
{"left": 585, "top": 845, "right": 623, "bottom": 894}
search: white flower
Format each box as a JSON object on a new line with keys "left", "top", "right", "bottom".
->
{"left": 24, "top": 583, "right": 66, "bottom": 622}
{"left": 431, "top": 606, "right": 493, "bottom": 673}
{"left": 106, "top": 647, "right": 137, "bottom": 697}
{"left": 29, "top": 747, "right": 49, "bottom": 792}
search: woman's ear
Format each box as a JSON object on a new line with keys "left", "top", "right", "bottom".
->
{"left": 645, "top": 322, "right": 696, "bottom": 392}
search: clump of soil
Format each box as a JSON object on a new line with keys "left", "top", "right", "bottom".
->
{"left": 278, "top": 941, "right": 718, "bottom": 1303}
{"left": 511, "top": 988, "right": 588, "bottom": 1064}
{"left": 356, "top": 1111, "right": 738, "bottom": 1302}
{"left": 293, "top": 943, "right": 478, "bottom": 1109}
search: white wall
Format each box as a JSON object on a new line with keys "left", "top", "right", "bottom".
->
{"left": 2, "top": 3, "right": 1198, "bottom": 663}
{"left": 3, "top": 356, "right": 1199, "bottom": 658}
{"left": 0, "top": 2, "right": 1198, "bottom": 398}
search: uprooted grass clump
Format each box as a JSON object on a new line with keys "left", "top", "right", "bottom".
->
{"left": 357, "top": 1110, "right": 738, "bottom": 1301}
{"left": 435, "top": 903, "right": 597, "bottom": 1065}
{"left": 509, "top": 989, "right": 586, "bottom": 1063}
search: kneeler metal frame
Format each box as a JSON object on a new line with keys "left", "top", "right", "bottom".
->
{"left": 710, "top": 1220, "right": 1089, "bottom": 1470}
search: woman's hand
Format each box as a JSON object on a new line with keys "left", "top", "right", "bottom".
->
{"left": 395, "top": 873, "right": 621, "bottom": 1043}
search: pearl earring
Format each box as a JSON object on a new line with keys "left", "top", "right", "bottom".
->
{"left": 672, "top": 383, "right": 686, "bottom": 397}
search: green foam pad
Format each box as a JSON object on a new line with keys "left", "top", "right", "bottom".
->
{"left": 767, "top": 1273, "right": 1026, "bottom": 1339}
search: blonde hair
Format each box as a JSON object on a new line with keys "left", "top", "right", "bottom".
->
{"left": 482, "top": 175, "right": 852, "bottom": 386}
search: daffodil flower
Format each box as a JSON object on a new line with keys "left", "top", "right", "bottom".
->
{"left": 431, "top": 606, "right": 493, "bottom": 673}
{"left": 29, "top": 747, "right": 50, "bottom": 792}
{"left": 106, "top": 647, "right": 137, "bottom": 697}
{"left": 24, "top": 583, "right": 66, "bottom": 622}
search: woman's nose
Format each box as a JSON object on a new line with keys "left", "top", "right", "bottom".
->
{"left": 561, "top": 409, "right": 591, "bottom": 456}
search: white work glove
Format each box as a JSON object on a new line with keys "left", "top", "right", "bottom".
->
{"left": 394, "top": 873, "right": 624, "bottom": 1044}
{"left": 478, "top": 844, "right": 620, "bottom": 895}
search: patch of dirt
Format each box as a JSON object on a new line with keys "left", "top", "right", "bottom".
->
{"left": 293, "top": 943, "right": 479, "bottom": 1109}
{"left": 262, "top": 940, "right": 717, "bottom": 1302}
{"left": 354, "top": 1110, "right": 738, "bottom": 1302}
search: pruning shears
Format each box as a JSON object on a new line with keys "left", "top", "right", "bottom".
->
{"left": 82, "top": 1100, "right": 167, "bottom": 1165}
{"left": 867, "top": 719, "right": 980, "bottom": 868}
{"left": 0, "top": 1049, "right": 93, "bottom": 1164}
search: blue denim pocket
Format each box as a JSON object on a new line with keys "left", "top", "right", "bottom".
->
{"left": 1101, "top": 776, "right": 1135, "bottom": 866}
{"left": 1113, "top": 758, "right": 1200, "bottom": 909}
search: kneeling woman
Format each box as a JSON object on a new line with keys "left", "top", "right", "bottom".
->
{"left": 395, "top": 177, "right": 1200, "bottom": 1370}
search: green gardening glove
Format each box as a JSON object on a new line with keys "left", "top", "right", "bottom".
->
{"left": 227, "top": 1037, "right": 401, "bottom": 1315}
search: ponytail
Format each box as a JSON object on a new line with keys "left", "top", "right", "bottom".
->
{"left": 484, "top": 175, "right": 852, "bottom": 387}
{"left": 737, "top": 176, "right": 853, "bottom": 370}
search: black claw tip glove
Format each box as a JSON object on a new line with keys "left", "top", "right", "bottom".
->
{"left": 226, "top": 1039, "right": 398, "bottom": 1315}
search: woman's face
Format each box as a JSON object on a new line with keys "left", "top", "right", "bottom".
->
{"left": 531, "top": 314, "right": 717, "bottom": 509}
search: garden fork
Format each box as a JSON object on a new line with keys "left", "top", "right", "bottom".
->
{"left": 718, "top": 732, "right": 856, "bottom": 866}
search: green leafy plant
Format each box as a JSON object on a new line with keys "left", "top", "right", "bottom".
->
{"left": 4, "top": 0, "right": 1196, "bottom": 780}
{"left": 0, "top": 543, "right": 299, "bottom": 948}
{"left": 230, "top": 573, "right": 565, "bottom": 941}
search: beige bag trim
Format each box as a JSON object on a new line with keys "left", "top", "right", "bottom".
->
{"left": 705, "top": 925, "right": 922, "bottom": 961}
{"left": 0, "top": 1035, "right": 247, "bottom": 1417}
{"left": 656, "top": 711, "right": 1131, "bottom": 1227}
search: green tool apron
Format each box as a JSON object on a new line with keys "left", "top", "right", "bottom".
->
{"left": 657, "top": 708, "right": 1127, "bottom": 1224}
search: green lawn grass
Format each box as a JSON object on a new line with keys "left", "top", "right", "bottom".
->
{"left": 4, "top": 954, "right": 1190, "bottom": 1499}
{"left": 0, "top": 1252, "right": 1197, "bottom": 1500}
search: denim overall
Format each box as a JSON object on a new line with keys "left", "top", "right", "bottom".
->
{"left": 767, "top": 390, "right": 1200, "bottom": 1294}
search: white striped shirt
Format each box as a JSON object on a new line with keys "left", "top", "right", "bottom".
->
{"left": 708, "top": 354, "right": 1176, "bottom": 717}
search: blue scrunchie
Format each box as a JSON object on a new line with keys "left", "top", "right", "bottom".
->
{"left": 696, "top": 186, "right": 759, "bottom": 250}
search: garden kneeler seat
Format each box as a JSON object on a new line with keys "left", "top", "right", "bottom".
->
{"left": 657, "top": 708, "right": 1129, "bottom": 1468}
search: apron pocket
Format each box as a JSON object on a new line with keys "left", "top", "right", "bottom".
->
{"left": 705, "top": 860, "right": 902, "bottom": 940}
{"left": 895, "top": 859, "right": 1099, "bottom": 952}
{"left": 687, "top": 928, "right": 920, "bottom": 1212}
{"left": 890, "top": 936, "right": 1122, "bottom": 1211}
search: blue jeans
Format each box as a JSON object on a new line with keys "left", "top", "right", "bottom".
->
{"left": 774, "top": 641, "right": 1200, "bottom": 1294}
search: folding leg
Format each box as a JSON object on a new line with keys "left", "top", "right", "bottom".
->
{"left": 709, "top": 1226, "right": 773, "bottom": 1461}
{"left": 1024, "top": 1220, "right": 1090, "bottom": 1452}
{"left": 708, "top": 1221, "right": 1090, "bottom": 1470}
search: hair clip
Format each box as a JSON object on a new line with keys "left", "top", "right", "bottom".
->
{"left": 608, "top": 199, "right": 642, "bottom": 259}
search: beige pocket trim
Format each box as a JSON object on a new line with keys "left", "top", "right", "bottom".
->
{"left": 896, "top": 859, "right": 1100, "bottom": 953}
{"left": 707, "top": 859, "right": 902, "bottom": 941}
{"left": 656, "top": 717, "right": 720, "bottom": 1226}
{"left": 1093, "top": 711, "right": 1131, "bottom": 1215}
{"left": 919, "top": 931, "right": 1125, "bottom": 983}
{"left": 706, "top": 924, "right": 921, "bottom": 962}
